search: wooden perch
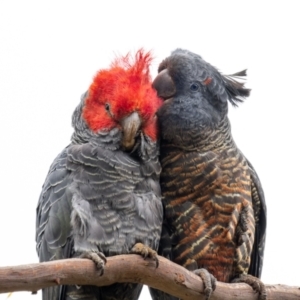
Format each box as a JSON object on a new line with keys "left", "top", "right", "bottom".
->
{"left": 0, "top": 255, "right": 299, "bottom": 300}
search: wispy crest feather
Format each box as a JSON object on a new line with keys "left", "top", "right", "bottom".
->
{"left": 110, "top": 49, "right": 152, "bottom": 83}
{"left": 223, "top": 70, "right": 251, "bottom": 107}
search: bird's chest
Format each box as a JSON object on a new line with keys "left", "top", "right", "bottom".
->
{"left": 161, "top": 148, "right": 252, "bottom": 240}
{"left": 68, "top": 159, "right": 162, "bottom": 254}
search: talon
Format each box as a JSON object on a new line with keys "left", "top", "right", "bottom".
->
{"left": 80, "top": 251, "right": 107, "bottom": 276}
{"left": 194, "top": 268, "right": 216, "bottom": 300}
{"left": 232, "top": 274, "right": 267, "bottom": 300}
{"left": 130, "top": 243, "right": 159, "bottom": 268}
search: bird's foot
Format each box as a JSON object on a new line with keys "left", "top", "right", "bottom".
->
{"left": 232, "top": 274, "right": 267, "bottom": 300}
{"left": 80, "top": 250, "right": 107, "bottom": 276}
{"left": 193, "top": 268, "right": 217, "bottom": 300}
{"left": 130, "top": 242, "right": 159, "bottom": 268}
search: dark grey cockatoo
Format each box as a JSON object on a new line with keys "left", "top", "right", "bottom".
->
{"left": 150, "top": 49, "right": 267, "bottom": 300}
{"left": 36, "top": 50, "right": 163, "bottom": 300}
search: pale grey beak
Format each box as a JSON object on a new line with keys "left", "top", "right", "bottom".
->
{"left": 121, "top": 111, "right": 142, "bottom": 151}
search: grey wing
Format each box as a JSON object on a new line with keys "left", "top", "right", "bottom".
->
{"left": 36, "top": 147, "right": 73, "bottom": 300}
{"left": 246, "top": 158, "right": 267, "bottom": 278}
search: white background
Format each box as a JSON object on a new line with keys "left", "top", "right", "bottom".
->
{"left": 0, "top": 1, "right": 299, "bottom": 299}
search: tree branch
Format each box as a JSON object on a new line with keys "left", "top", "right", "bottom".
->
{"left": 0, "top": 255, "right": 299, "bottom": 299}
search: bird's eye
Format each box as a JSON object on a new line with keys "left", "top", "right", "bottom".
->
{"left": 190, "top": 83, "right": 199, "bottom": 92}
{"left": 105, "top": 103, "right": 110, "bottom": 111}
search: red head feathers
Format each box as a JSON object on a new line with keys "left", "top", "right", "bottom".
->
{"left": 83, "top": 49, "right": 163, "bottom": 141}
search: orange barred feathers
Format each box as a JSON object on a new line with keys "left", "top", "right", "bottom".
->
{"left": 82, "top": 49, "right": 163, "bottom": 141}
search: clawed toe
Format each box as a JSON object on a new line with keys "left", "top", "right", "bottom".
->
{"left": 80, "top": 250, "right": 107, "bottom": 276}
{"left": 232, "top": 274, "right": 267, "bottom": 300}
{"left": 194, "top": 268, "right": 216, "bottom": 300}
{"left": 130, "top": 242, "right": 159, "bottom": 268}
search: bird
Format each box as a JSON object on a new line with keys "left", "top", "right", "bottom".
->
{"left": 35, "top": 49, "right": 163, "bottom": 300}
{"left": 149, "top": 48, "right": 267, "bottom": 300}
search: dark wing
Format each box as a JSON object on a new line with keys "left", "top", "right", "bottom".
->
{"left": 246, "top": 158, "right": 267, "bottom": 278}
{"left": 36, "top": 146, "right": 73, "bottom": 300}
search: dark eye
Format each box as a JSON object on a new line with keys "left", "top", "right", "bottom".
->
{"left": 190, "top": 83, "right": 199, "bottom": 92}
{"left": 105, "top": 103, "right": 110, "bottom": 111}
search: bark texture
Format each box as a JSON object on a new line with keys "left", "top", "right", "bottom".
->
{"left": 0, "top": 255, "right": 299, "bottom": 300}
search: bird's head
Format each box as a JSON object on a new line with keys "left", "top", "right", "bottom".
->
{"left": 81, "top": 49, "right": 163, "bottom": 151}
{"left": 153, "top": 49, "right": 251, "bottom": 127}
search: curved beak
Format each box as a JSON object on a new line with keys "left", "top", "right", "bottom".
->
{"left": 152, "top": 69, "right": 176, "bottom": 100}
{"left": 121, "top": 111, "right": 142, "bottom": 151}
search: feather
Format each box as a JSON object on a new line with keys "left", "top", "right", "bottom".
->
{"left": 223, "top": 69, "right": 251, "bottom": 107}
